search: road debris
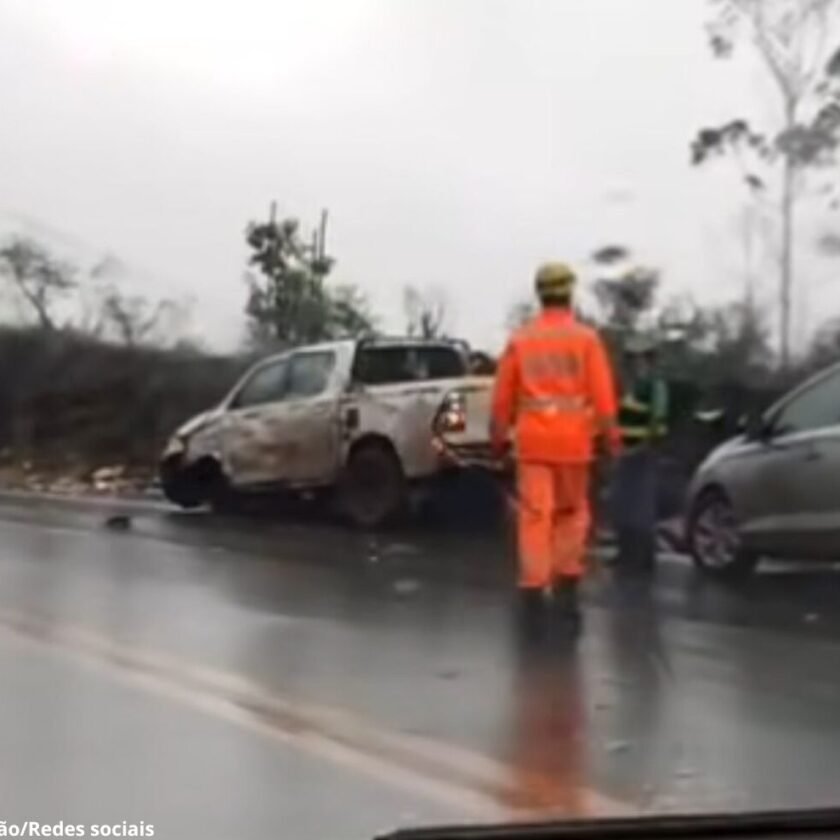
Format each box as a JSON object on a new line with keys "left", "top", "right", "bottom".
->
{"left": 92, "top": 465, "right": 126, "bottom": 492}
{"left": 104, "top": 514, "right": 132, "bottom": 531}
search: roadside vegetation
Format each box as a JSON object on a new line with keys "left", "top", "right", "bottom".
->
{"left": 2, "top": 197, "right": 840, "bottom": 498}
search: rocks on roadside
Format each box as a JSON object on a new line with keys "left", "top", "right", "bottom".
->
{"left": 91, "top": 465, "right": 126, "bottom": 492}
{"left": 0, "top": 461, "right": 155, "bottom": 498}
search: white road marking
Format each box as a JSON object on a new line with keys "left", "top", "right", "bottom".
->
{"left": 0, "top": 607, "right": 632, "bottom": 820}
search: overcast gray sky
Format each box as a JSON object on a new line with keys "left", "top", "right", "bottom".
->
{"left": 0, "top": 0, "right": 835, "bottom": 352}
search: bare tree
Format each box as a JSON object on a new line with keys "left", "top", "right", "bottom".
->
{"left": 0, "top": 237, "right": 76, "bottom": 330}
{"left": 76, "top": 253, "right": 125, "bottom": 337}
{"left": 98, "top": 289, "right": 186, "bottom": 347}
{"left": 76, "top": 253, "right": 191, "bottom": 347}
{"left": 403, "top": 285, "right": 448, "bottom": 338}
{"left": 692, "top": 0, "right": 840, "bottom": 367}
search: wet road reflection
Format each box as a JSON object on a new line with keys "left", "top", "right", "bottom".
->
{"left": 599, "top": 577, "right": 671, "bottom": 809}
{"left": 501, "top": 630, "right": 587, "bottom": 815}
{"left": 2, "top": 497, "right": 840, "bottom": 827}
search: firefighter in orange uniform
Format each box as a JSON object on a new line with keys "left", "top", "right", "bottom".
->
{"left": 491, "top": 263, "right": 621, "bottom": 632}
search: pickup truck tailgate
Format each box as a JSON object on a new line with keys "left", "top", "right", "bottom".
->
{"left": 435, "top": 377, "right": 497, "bottom": 464}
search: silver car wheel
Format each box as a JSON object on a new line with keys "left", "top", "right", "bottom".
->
{"left": 693, "top": 495, "right": 741, "bottom": 570}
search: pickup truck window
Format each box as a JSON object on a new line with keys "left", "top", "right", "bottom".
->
{"left": 229, "top": 358, "right": 289, "bottom": 409}
{"left": 353, "top": 346, "right": 465, "bottom": 386}
{"left": 285, "top": 351, "right": 336, "bottom": 399}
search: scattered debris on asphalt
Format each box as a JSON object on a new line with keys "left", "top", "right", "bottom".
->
{"left": 104, "top": 514, "right": 132, "bottom": 531}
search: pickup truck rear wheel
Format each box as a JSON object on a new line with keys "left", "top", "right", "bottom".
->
{"left": 339, "top": 442, "right": 407, "bottom": 528}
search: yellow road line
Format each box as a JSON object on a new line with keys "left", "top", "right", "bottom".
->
{"left": 0, "top": 608, "right": 632, "bottom": 820}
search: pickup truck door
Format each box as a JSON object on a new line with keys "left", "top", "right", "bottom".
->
{"left": 221, "top": 356, "right": 292, "bottom": 486}
{"left": 274, "top": 350, "right": 342, "bottom": 484}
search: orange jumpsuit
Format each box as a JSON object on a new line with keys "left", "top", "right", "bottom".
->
{"left": 491, "top": 309, "right": 619, "bottom": 590}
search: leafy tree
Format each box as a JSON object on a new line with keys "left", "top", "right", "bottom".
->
{"left": 0, "top": 237, "right": 76, "bottom": 330}
{"left": 691, "top": 0, "right": 840, "bottom": 367}
{"left": 244, "top": 208, "right": 375, "bottom": 347}
{"left": 592, "top": 267, "right": 659, "bottom": 335}
{"left": 590, "top": 245, "right": 659, "bottom": 338}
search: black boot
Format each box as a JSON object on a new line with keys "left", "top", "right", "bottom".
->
{"left": 516, "top": 588, "right": 547, "bottom": 643}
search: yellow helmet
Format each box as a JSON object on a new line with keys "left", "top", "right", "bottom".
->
{"left": 535, "top": 262, "right": 576, "bottom": 297}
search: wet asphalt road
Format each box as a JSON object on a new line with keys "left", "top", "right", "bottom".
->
{"left": 2, "top": 494, "right": 840, "bottom": 838}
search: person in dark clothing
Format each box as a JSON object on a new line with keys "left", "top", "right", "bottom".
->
{"left": 611, "top": 336, "right": 669, "bottom": 575}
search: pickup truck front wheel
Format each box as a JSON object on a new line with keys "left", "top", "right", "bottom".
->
{"left": 161, "top": 454, "right": 234, "bottom": 512}
{"left": 339, "top": 442, "right": 406, "bottom": 529}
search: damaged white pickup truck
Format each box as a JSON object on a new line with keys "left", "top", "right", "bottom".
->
{"left": 159, "top": 337, "right": 493, "bottom": 526}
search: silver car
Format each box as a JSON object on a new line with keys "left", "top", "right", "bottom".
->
{"left": 686, "top": 360, "right": 840, "bottom": 577}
